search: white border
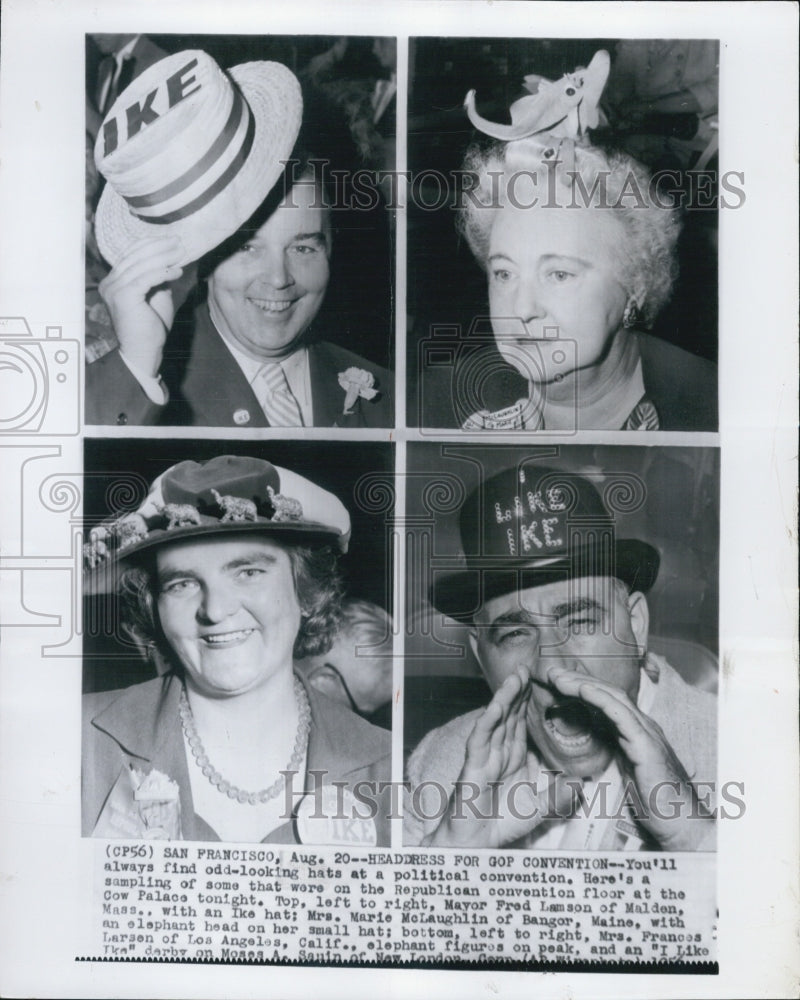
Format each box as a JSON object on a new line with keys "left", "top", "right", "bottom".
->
{"left": 1, "top": 2, "right": 797, "bottom": 998}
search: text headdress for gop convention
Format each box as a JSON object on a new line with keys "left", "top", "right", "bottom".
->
{"left": 94, "top": 50, "right": 303, "bottom": 267}
{"left": 463, "top": 49, "right": 610, "bottom": 173}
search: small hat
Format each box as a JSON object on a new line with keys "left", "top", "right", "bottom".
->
{"left": 84, "top": 455, "right": 351, "bottom": 593}
{"left": 464, "top": 50, "right": 610, "bottom": 143}
{"left": 94, "top": 50, "right": 302, "bottom": 267}
{"left": 431, "top": 462, "right": 659, "bottom": 620}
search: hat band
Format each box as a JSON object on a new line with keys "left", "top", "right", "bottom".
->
{"left": 125, "top": 87, "right": 256, "bottom": 225}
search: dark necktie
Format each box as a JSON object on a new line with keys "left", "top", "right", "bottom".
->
{"left": 96, "top": 53, "right": 135, "bottom": 116}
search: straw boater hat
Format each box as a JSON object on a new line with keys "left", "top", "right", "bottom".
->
{"left": 431, "top": 462, "right": 659, "bottom": 620}
{"left": 93, "top": 50, "right": 302, "bottom": 267}
{"left": 84, "top": 455, "right": 351, "bottom": 593}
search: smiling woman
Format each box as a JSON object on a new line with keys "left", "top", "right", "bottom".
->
{"left": 155, "top": 539, "right": 304, "bottom": 698}
{"left": 82, "top": 455, "right": 392, "bottom": 845}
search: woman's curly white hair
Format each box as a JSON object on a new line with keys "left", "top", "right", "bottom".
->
{"left": 458, "top": 139, "right": 682, "bottom": 328}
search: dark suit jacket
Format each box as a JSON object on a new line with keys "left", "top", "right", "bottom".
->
{"left": 85, "top": 303, "right": 394, "bottom": 427}
{"left": 89, "top": 35, "right": 169, "bottom": 128}
{"left": 416, "top": 332, "right": 717, "bottom": 432}
{"left": 83, "top": 672, "right": 392, "bottom": 845}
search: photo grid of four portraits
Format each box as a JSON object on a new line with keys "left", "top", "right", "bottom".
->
{"left": 82, "top": 33, "right": 720, "bottom": 855}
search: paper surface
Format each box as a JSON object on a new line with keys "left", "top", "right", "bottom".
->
{"left": 0, "top": 2, "right": 797, "bottom": 998}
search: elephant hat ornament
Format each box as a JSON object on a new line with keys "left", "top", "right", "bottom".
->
{"left": 464, "top": 49, "right": 611, "bottom": 142}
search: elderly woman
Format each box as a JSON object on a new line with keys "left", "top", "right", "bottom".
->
{"left": 83, "top": 455, "right": 391, "bottom": 844}
{"left": 455, "top": 51, "right": 716, "bottom": 432}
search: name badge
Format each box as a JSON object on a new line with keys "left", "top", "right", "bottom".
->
{"left": 296, "top": 784, "right": 377, "bottom": 846}
{"left": 463, "top": 399, "right": 528, "bottom": 431}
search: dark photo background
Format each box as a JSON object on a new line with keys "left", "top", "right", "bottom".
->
{"left": 86, "top": 34, "right": 395, "bottom": 371}
{"left": 403, "top": 443, "right": 719, "bottom": 757}
{"left": 83, "top": 438, "right": 395, "bottom": 693}
{"left": 407, "top": 37, "right": 719, "bottom": 426}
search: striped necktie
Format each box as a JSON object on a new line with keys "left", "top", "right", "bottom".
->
{"left": 255, "top": 361, "right": 303, "bottom": 427}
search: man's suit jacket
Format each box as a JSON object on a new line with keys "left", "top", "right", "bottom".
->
{"left": 85, "top": 303, "right": 394, "bottom": 428}
{"left": 89, "top": 35, "right": 169, "bottom": 131}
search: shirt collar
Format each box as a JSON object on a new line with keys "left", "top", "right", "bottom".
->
{"left": 116, "top": 35, "right": 141, "bottom": 64}
{"left": 637, "top": 659, "right": 658, "bottom": 715}
{"left": 207, "top": 309, "right": 308, "bottom": 386}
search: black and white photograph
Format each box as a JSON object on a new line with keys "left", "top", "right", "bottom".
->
{"left": 0, "top": 0, "right": 797, "bottom": 997}
{"left": 85, "top": 34, "right": 396, "bottom": 427}
{"left": 408, "top": 37, "right": 719, "bottom": 431}
{"left": 404, "top": 444, "right": 719, "bottom": 852}
{"left": 81, "top": 438, "right": 394, "bottom": 845}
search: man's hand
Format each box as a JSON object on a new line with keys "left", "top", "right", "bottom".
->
{"left": 99, "top": 236, "right": 185, "bottom": 378}
{"left": 422, "top": 668, "right": 571, "bottom": 848}
{"left": 547, "top": 665, "right": 714, "bottom": 851}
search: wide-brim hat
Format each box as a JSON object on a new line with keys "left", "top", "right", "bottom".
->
{"left": 84, "top": 455, "right": 350, "bottom": 594}
{"left": 431, "top": 463, "right": 659, "bottom": 620}
{"left": 94, "top": 51, "right": 302, "bottom": 267}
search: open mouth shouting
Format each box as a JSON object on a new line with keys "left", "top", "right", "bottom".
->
{"left": 537, "top": 696, "right": 617, "bottom": 761}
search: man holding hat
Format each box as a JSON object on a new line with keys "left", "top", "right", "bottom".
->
{"left": 85, "top": 49, "right": 393, "bottom": 428}
{"left": 404, "top": 461, "right": 717, "bottom": 851}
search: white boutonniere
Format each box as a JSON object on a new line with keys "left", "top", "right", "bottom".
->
{"left": 131, "top": 768, "right": 182, "bottom": 839}
{"left": 338, "top": 367, "right": 378, "bottom": 414}
{"left": 92, "top": 765, "right": 183, "bottom": 840}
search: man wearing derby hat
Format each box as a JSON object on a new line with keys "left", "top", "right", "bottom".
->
{"left": 85, "top": 49, "right": 393, "bottom": 428}
{"left": 404, "top": 461, "right": 717, "bottom": 851}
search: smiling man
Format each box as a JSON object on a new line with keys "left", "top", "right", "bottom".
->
{"left": 84, "top": 49, "right": 393, "bottom": 428}
{"left": 404, "top": 462, "right": 717, "bottom": 852}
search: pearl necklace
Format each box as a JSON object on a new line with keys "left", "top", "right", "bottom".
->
{"left": 179, "top": 677, "right": 310, "bottom": 805}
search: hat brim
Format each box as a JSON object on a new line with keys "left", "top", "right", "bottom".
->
{"left": 431, "top": 539, "right": 660, "bottom": 620}
{"left": 94, "top": 61, "right": 302, "bottom": 267}
{"left": 86, "top": 516, "right": 348, "bottom": 596}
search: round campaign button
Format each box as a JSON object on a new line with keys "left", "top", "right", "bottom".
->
{"left": 233, "top": 408, "right": 251, "bottom": 425}
{"left": 296, "top": 784, "right": 377, "bottom": 846}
